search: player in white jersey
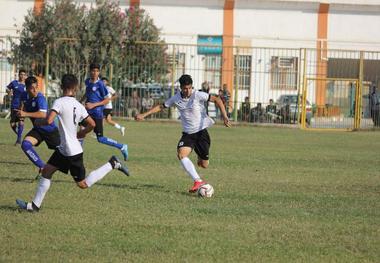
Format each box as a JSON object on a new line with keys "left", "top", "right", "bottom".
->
{"left": 136, "top": 74, "right": 230, "bottom": 193}
{"left": 101, "top": 77, "right": 125, "bottom": 136}
{"left": 16, "top": 74, "right": 130, "bottom": 212}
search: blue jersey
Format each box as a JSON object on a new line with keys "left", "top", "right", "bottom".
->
{"left": 7, "top": 80, "right": 26, "bottom": 109}
{"left": 85, "top": 78, "right": 109, "bottom": 119}
{"left": 21, "top": 92, "right": 57, "bottom": 132}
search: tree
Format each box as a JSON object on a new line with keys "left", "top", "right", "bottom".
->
{"left": 9, "top": 0, "right": 168, "bottom": 90}
{"left": 120, "top": 7, "right": 168, "bottom": 84}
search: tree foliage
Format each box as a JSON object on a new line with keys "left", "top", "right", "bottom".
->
{"left": 9, "top": 0, "right": 168, "bottom": 87}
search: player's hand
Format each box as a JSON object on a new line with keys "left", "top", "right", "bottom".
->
{"left": 135, "top": 114, "right": 145, "bottom": 121}
{"left": 223, "top": 117, "right": 231, "bottom": 128}
{"left": 85, "top": 102, "right": 95, "bottom": 110}
{"left": 14, "top": 109, "right": 26, "bottom": 117}
{"left": 77, "top": 130, "right": 87, "bottom": 139}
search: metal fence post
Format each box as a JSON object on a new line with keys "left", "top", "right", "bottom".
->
{"left": 170, "top": 44, "right": 176, "bottom": 119}
{"left": 233, "top": 47, "right": 239, "bottom": 122}
{"left": 44, "top": 44, "right": 50, "bottom": 96}
{"left": 110, "top": 45, "right": 114, "bottom": 82}
{"left": 301, "top": 48, "right": 307, "bottom": 129}
{"left": 355, "top": 51, "right": 364, "bottom": 129}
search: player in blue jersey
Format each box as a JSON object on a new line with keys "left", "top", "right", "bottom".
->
{"left": 15, "top": 76, "right": 60, "bottom": 174}
{"left": 81, "top": 63, "right": 128, "bottom": 160}
{"left": 6, "top": 69, "right": 27, "bottom": 145}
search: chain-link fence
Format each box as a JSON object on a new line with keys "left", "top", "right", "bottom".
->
{"left": 1, "top": 36, "right": 380, "bottom": 129}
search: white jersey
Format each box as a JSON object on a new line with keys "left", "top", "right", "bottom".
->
{"left": 164, "top": 90, "right": 214, "bottom": 134}
{"left": 51, "top": 96, "right": 89, "bottom": 156}
{"left": 104, "top": 86, "right": 116, "bottom": 109}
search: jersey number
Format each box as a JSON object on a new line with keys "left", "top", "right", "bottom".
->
{"left": 73, "top": 107, "right": 77, "bottom": 125}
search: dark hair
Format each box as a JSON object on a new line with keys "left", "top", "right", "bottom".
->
{"left": 90, "top": 63, "right": 101, "bottom": 70}
{"left": 19, "top": 68, "right": 26, "bottom": 75}
{"left": 101, "top": 77, "right": 109, "bottom": 82}
{"left": 25, "top": 76, "right": 38, "bottom": 89}
{"left": 61, "top": 74, "right": 78, "bottom": 90}
{"left": 179, "top": 74, "right": 193, "bottom": 87}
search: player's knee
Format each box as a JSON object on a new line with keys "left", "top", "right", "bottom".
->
{"left": 77, "top": 181, "right": 88, "bottom": 189}
{"left": 177, "top": 152, "right": 187, "bottom": 160}
{"left": 21, "top": 140, "right": 32, "bottom": 151}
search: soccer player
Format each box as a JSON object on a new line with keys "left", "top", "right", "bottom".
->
{"left": 101, "top": 77, "right": 125, "bottom": 136}
{"left": 16, "top": 74, "right": 130, "bottom": 212}
{"left": 15, "top": 76, "right": 60, "bottom": 173}
{"left": 135, "top": 74, "right": 230, "bottom": 193}
{"left": 82, "top": 63, "right": 128, "bottom": 160}
{"left": 6, "top": 69, "right": 27, "bottom": 145}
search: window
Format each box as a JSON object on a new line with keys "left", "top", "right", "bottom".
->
{"left": 234, "top": 55, "right": 252, "bottom": 90}
{"left": 167, "top": 52, "right": 186, "bottom": 82}
{"left": 270, "top": 56, "right": 298, "bottom": 90}
{"left": 204, "top": 55, "right": 222, "bottom": 90}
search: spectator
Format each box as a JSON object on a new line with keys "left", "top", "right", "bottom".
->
{"left": 251, "top": 102, "right": 263, "bottom": 123}
{"left": 142, "top": 92, "right": 154, "bottom": 113}
{"left": 370, "top": 85, "right": 380, "bottom": 127}
{"left": 201, "top": 81, "right": 210, "bottom": 114}
{"left": 222, "top": 84, "right": 231, "bottom": 117}
{"left": 216, "top": 89, "right": 226, "bottom": 120}
{"left": 127, "top": 90, "right": 141, "bottom": 118}
{"left": 265, "top": 99, "right": 277, "bottom": 122}
{"left": 241, "top": 96, "right": 251, "bottom": 122}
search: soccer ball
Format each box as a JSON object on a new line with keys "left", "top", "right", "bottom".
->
{"left": 197, "top": 184, "right": 214, "bottom": 198}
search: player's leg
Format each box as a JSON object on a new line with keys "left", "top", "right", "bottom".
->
{"left": 94, "top": 118, "right": 128, "bottom": 160}
{"left": 21, "top": 130, "right": 45, "bottom": 170}
{"left": 74, "top": 155, "right": 129, "bottom": 189}
{"left": 177, "top": 133, "right": 205, "bottom": 192}
{"left": 105, "top": 110, "right": 125, "bottom": 136}
{"left": 194, "top": 129, "right": 211, "bottom": 169}
{"left": 16, "top": 162, "right": 58, "bottom": 212}
{"left": 16, "top": 119, "right": 25, "bottom": 145}
{"left": 9, "top": 110, "right": 18, "bottom": 135}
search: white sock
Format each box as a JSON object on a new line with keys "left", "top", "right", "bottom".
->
{"left": 85, "top": 162, "right": 113, "bottom": 187}
{"left": 180, "top": 157, "right": 202, "bottom": 182}
{"left": 32, "top": 177, "right": 51, "bottom": 208}
{"left": 114, "top": 123, "right": 121, "bottom": 129}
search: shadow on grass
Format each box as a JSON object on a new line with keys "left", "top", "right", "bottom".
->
{"left": 0, "top": 175, "right": 166, "bottom": 191}
{"left": 0, "top": 160, "right": 30, "bottom": 166}
{"left": 0, "top": 204, "right": 19, "bottom": 212}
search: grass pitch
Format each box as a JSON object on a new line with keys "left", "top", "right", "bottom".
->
{"left": 0, "top": 119, "right": 379, "bottom": 262}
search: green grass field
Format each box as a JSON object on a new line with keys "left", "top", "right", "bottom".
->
{"left": 0, "top": 119, "right": 379, "bottom": 262}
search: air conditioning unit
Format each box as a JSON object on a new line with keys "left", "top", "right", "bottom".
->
{"left": 278, "top": 57, "right": 294, "bottom": 69}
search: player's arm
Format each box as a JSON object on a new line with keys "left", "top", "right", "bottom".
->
{"left": 209, "top": 95, "right": 231, "bottom": 127}
{"left": 33, "top": 110, "right": 57, "bottom": 126}
{"left": 85, "top": 97, "right": 110, "bottom": 110}
{"left": 14, "top": 109, "right": 46, "bottom": 119}
{"left": 77, "top": 116, "right": 95, "bottom": 139}
{"left": 135, "top": 104, "right": 164, "bottom": 121}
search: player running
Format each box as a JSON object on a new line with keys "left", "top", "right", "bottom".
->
{"left": 16, "top": 74, "right": 130, "bottom": 212}
{"left": 135, "top": 74, "right": 230, "bottom": 193}
{"left": 101, "top": 77, "right": 125, "bottom": 136}
{"left": 15, "top": 76, "right": 60, "bottom": 173}
{"left": 81, "top": 63, "right": 128, "bottom": 160}
{"left": 6, "top": 69, "right": 27, "bottom": 145}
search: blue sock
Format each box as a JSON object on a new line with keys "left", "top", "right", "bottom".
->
{"left": 17, "top": 123, "right": 24, "bottom": 142}
{"left": 21, "top": 140, "right": 45, "bottom": 169}
{"left": 97, "top": 136, "right": 123, "bottom": 149}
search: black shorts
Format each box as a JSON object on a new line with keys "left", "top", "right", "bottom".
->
{"left": 25, "top": 128, "right": 60, "bottom": 149}
{"left": 103, "top": 109, "right": 112, "bottom": 118}
{"left": 47, "top": 150, "right": 86, "bottom": 182}
{"left": 93, "top": 118, "right": 103, "bottom": 137}
{"left": 10, "top": 109, "right": 24, "bottom": 123}
{"left": 177, "top": 129, "right": 211, "bottom": 160}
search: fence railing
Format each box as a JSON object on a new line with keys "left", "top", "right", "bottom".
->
{"left": 1, "top": 37, "right": 380, "bottom": 129}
